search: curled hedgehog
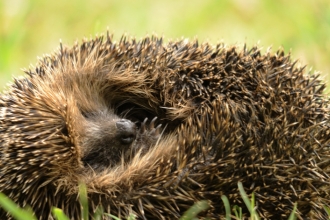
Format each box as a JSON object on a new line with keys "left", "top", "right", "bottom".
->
{"left": 0, "top": 33, "right": 330, "bottom": 219}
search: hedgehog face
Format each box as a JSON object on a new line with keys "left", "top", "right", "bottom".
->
{"left": 79, "top": 110, "right": 138, "bottom": 170}
{"left": 1, "top": 61, "right": 161, "bottom": 175}
{"left": 54, "top": 77, "right": 162, "bottom": 171}
{"left": 58, "top": 89, "right": 161, "bottom": 171}
{"left": 43, "top": 73, "right": 142, "bottom": 171}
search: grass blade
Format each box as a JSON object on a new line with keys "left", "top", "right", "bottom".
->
{"left": 221, "top": 195, "right": 231, "bottom": 220}
{"left": 0, "top": 192, "right": 36, "bottom": 220}
{"left": 180, "top": 200, "right": 209, "bottom": 220}
{"left": 52, "top": 207, "right": 70, "bottom": 220}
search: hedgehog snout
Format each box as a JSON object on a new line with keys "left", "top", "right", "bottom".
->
{"left": 116, "top": 119, "right": 137, "bottom": 145}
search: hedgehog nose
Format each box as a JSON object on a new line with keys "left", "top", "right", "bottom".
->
{"left": 116, "top": 119, "right": 137, "bottom": 145}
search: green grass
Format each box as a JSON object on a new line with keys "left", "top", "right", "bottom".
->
{"left": 0, "top": 193, "right": 36, "bottom": 220}
{"left": 0, "top": 0, "right": 329, "bottom": 90}
{"left": 0, "top": 182, "right": 310, "bottom": 220}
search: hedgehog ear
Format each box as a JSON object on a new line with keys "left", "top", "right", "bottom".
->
{"left": 61, "top": 126, "right": 69, "bottom": 136}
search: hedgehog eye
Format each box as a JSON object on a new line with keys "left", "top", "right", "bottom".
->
{"left": 81, "top": 112, "right": 89, "bottom": 118}
{"left": 81, "top": 111, "right": 93, "bottom": 118}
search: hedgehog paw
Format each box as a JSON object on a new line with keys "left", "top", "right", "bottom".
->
{"left": 134, "top": 117, "right": 162, "bottom": 154}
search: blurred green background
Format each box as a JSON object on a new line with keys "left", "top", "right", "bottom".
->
{"left": 1, "top": 0, "right": 329, "bottom": 90}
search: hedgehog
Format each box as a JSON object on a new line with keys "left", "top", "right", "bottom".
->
{"left": 0, "top": 33, "right": 330, "bottom": 219}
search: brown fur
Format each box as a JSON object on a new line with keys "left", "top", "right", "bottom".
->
{"left": 0, "top": 34, "right": 330, "bottom": 219}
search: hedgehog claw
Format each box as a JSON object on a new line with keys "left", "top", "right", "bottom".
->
{"left": 140, "top": 118, "right": 148, "bottom": 133}
{"left": 135, "top": 117, "right": 162, "bottom": 146}
{"left": 150, "top": 116, "right": 157, "bottom": 129}
{"left": 155, "top": 124, "right": 162, "bottom": 136}
{"left": 139, "top": 117, "right": 160, "bottom": 134}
